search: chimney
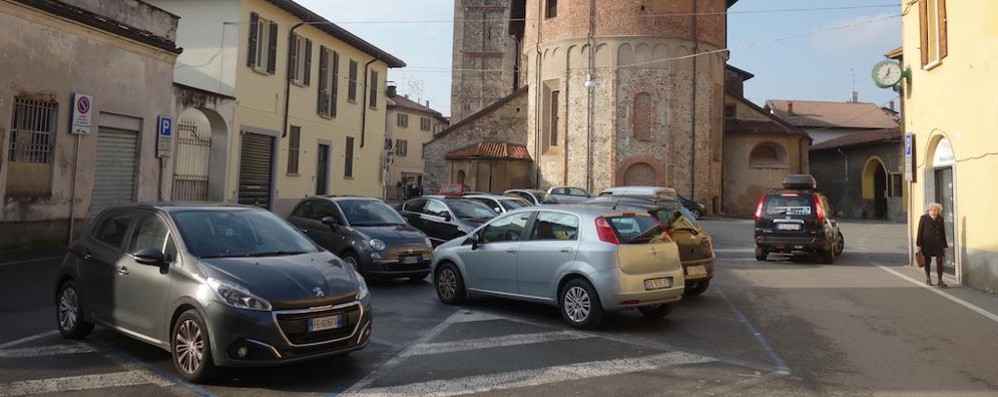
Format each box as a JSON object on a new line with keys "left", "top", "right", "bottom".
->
{"left": 888, "top": 100, "right": 895, "bottom": 111}
{"left": 787, "top": 101, "right": 794, "bottom": 114}
{"left": 426, "top": 100, "right": 430, "bottom": 108}
{"left": 849, "top": 91, "right": 859, "bottom": 103}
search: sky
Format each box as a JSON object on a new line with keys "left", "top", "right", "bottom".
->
{"left": 299, "top": 0, "right": 903, "bottom": 117}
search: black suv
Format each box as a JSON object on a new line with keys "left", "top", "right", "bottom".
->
{"left": 754, "top": 175, "right": 844, "bottom": 264}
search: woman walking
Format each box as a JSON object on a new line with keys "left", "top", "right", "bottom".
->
{"left": 916, "top": 202, "right": 948, "bottom": 287}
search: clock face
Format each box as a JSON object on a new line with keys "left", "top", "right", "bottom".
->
{"left": 873, "top": 61, "right": 903, "bottom": 88}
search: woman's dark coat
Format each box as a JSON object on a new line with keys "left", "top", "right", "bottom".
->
{"left": 916, "top": 214, "right": 948, "bottom": 257}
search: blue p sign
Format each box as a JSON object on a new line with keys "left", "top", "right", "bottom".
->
{"left": 159, "top": 117, "right": 172, "bottom": 137}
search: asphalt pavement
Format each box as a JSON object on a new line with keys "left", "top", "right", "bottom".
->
{"left": 1, "top": 219, "right": 997, "bottom": 396}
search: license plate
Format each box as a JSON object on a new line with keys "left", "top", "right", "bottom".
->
{"left": 686, "top": 265, "right": 707, "bottom": 276}
{"left": 400, "top": 255, "right": 421, "bottom": 265}
{"left": 644, "top": 278, "right": 671, "bottom": 290}
{"left": 308, "top": 315, "right": 345, "bottom": 332}
{"left": 776, "top": 223, "right": 801, "bottom": 231}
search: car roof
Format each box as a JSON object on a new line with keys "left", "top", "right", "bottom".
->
{"left": 313, "top": 196, "right": 383, "bottom": 202}
{"left": 599, "top": 186, "right": 678, "bottom": 197}
{"left": 97, "top": 202, "right": 263, "bottom": 214}
{"left": 507, "top": 205, "right": 653, "bottom": 218}
{"left": 504, "top": 189, "right": 546, "bottom": 194}
{"left": 464, "top": 194, "right": 526, "bottom": 201}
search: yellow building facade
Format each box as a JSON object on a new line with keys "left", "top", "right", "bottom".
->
{"left": 385, "top": 96, "right": 447, "bottom": 201}
{"left": 900, "top": 0, "right": 998, "bottom": 293}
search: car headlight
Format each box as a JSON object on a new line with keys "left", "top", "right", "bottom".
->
{"left": 206, "top": 278, "right": 272, "bottom": 311}
{"left": 424, "top": 237, "right": 433, "bottom": 248}
{"left": 369, "top": 239, "right": 386, "bottom": 251}
{"left": 354, "top": 271, "right": 369, "bottom": 300}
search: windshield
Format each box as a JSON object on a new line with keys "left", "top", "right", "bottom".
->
{"left": 536, "top": 192, "right": 560, "bottom": 204}
{"left": 500, "top": 198, "right": 530, "bottom": 210}
{"left": 448, "top": 200, "right": 498, "bottom": 220}
{"left": 171, "top": 210, "right": 318, "bottom": 258}
{"left": 339, "top": 200, "right": 406, "bottom": 226}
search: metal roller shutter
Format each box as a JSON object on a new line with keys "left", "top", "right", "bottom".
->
{"left": 92, "top": 128, "right": 138, "bottom": 214}
{"left": 238, "top": 132, "right": 275, "bottom": 209}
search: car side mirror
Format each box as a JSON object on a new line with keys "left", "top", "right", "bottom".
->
{"left": 134, "top": 248, "right": 165, "bottom": 266}
{"left": 443, "top": 213, "right": 452, "bottom": 222}
{"left": 321, "top": 216, "right": 340, "bottom": 227}
{"left": 494, "top": 207, "right": 503, "bottom": 213}
{"left": 468, "top": 233, "right": 480, "bottom": 250}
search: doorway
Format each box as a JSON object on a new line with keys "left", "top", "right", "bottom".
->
{"left": 316, "top": 143, "right": 330, "bottom": 195}
{"left": 238, "top": 132, "right": 275, "bottom": 209}
{"left": 874, "top": 165, "right": 887, "bottom": 219}
{"left": 934, "top": 167, "right": 956, "bottom": 269}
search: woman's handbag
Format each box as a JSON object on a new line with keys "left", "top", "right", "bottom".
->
{"left": 915, "top": 252, "right": 926, "bottom": 268}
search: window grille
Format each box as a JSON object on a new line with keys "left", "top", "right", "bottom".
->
{"left": 9, "top": 97, "right": 57, "bottom": 164}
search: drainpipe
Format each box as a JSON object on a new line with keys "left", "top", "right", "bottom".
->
{"left": 836, "top": 148, "right": 849, "bottom": 182}
{"left": 689, "top": 0, "right": 699, "bottom": 199}
{"left": 360, "top": 58, "right": 377, "bottom": 148}
{"left": 282, "top": 23, "right": 305, "bottom": 138}
{"left": 533, "top": 0, "right": 543, "bottom": 188}
{"left": 585, "top": 0, "right": 596, "bottom": 192}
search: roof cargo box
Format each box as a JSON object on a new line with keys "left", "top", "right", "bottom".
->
{"left": 782, "top": 174, "right": 817, "bottom": 190}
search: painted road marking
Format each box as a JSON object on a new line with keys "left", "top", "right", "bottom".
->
{"left": 341, "top": 351, "right": 714, "bottom": 397}
{"left": 0, "top": 370, "right": 161, "bottom": 397}
{"left": 875, "top": 262, "right": 998, "bottom": 325}
{"left": 79, "top": 339, "right": 215, "bottom": 397}
{"left": 0, "top": 331, "right": 59, "bottom": 349}
{"left": 0, "top": 344, "right": 94, "bottom": 358}
{"left": 404, "top": 331, "right": 591, "bottom": 357}
{"left": 0, "top": 256, "right": 63, "bottom": 268}
{"left": 715, "top": 286, "right": 789, "bottom": 372}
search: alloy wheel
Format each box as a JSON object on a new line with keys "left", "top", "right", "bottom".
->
{"left": 58, "top": 287, "right": 79, "bottom": 331}
{"left": 437, "top": 268, "right": 456, "bottom": 300}
{"left": 563, "top": 286, "right": 591, "bottom": 323}
{"left": 174, "top": 319, "right": 205, "bottom": 375}
{"left": 344, "top": 255, "right": 360, "bottom": 271}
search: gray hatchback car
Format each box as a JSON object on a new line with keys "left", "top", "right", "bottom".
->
{"left": 54, "top": 204, "right": 372, "bottom": 382}
{"left": 432, "top": 206, "right": 685, "bottom": 329}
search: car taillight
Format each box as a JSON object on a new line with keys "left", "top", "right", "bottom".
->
{"left": 813, "top": 195, "right": 826, "bottom": 222}
{"left": 754, "top": 195, "right": 766, "bottom": 221}
{"left": 595, "top": 216, "right": 620, "bottom": 245}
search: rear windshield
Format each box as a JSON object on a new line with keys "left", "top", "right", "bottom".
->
{"left": 535, "top": 192, "right": 559, "bottom": 204}
{"left": 500, "top": 198, "right": 530, "bottom": 210}
{"left": 607, "top": 216, "right": 670, "bottom": 244}
{"left": 764, "top": 194, "right": 813, "bottom": 216}
{"left": 448, "top": 200, "right": 498, "bottom": 220}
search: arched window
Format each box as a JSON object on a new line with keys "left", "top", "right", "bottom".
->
{"left": 632, "top": 93, "right": 652, "bottom": 141}
{"left": 749, "top": 142, "right": 787, "bottom": 167}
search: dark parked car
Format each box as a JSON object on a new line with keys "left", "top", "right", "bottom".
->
{"left": 504, "top": 189, "right": 560, "bottom": 205}
{"left": 464, "top": 194, "right": 533, "bottom": 214}
{"left": 754, "top": 174, "right": 844, "bottom": 264}
{"left": 582, "top": 196, "right": 715, "bottom": 296}
{"left": 55, "top": 204, "right": 371, "bottom": 382}
{"left": 288, "top": 197, "right": 433, "bottom": 281}
{"left": 676, "top": 195, "right": 706, "bottom": 219}
{"left": 399, "top": 196, "right": 498, "bottom": 246}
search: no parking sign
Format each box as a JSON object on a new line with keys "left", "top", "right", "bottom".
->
{"left": 70, "top": 93, "right": 93, "bottom": 135}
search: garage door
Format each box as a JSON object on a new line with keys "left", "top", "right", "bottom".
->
{"left": 238, "top": 132, "right": 275, "bottom": 209}
{"left": 92, "top": 128, "right": 138, "bottom": 214}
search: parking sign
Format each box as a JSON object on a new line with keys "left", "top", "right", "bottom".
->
{"left": 157, "top": 115, "right": 173, "bottom": 158}
{"left": 70, "top": 93, "right": 93, "bottom": 135}
{"left": 904, "top": 133, "right": 916, "bottom": 182}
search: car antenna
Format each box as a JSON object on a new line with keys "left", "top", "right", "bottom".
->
{"left": 611, "top": 186, "right": 630, "bottom": 211}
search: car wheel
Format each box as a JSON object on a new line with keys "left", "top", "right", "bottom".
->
{"left": 56, "top": 280, "right": 94, "bottom": 339}
{"left": 559, "top": 278, "right": 604, "bottom": 330}
{"left": 409, "top": 272, "right": 430, "bottom": 283}
{"left": 684, "top": 279, "right": 710, "bottom": 297}
{"left": 834, "top": 232, "right": 845, "bottom": 256}
{"left": 638, "top": 303, "right": 675, "bottom": 319}
{"left": 172, "top": 309, "right": 218, "bottom": 383}
{"left": 435, "top": 263, "right": 466, "bottom": 304}
{"left": 755, "top": 246, "right": 768, "bottom": 261}
{"left": 821, "top": 248, "right": 835, "bottom": 264}
{"left": 342, "top": 252, "right": 362, "bottom": 273}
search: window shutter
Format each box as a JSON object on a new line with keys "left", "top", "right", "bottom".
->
{"left": 919, "top": 0, "right": 929, "bottom": 66}
{"left": 288, "top": 34, "right": 298, "bottom": 81}
{"left": 938, "top": 0, "right": 948, "bottom": 59}
{"left": 332, "top": 52, "right": 339, "bottom": 117}
{"left": 267, "top": 21, "right": 278, "bottom": 74}
{"left": 369, "top": 71, "right": 379, "bottom": 108}
{"left": 317, "top": 48, "right": 328, "bottom": 115}
{"left": 303, "top": 39, "right": 312, "bottom": 85}
{"left": 248, "top": 12, "right": 259, "bottom": 68}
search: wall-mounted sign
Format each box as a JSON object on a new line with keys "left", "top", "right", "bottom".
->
{"left": 70, "top": 93, "right": 93, "bottom": 135}
{"left": 157, "top": 115, "right": 173, "bottom": 158}
{"left": 932, "top": 137, "right": 954, "bottom": 168}
{"left": 904, "top": 133, "right": 916, "bottom": 182}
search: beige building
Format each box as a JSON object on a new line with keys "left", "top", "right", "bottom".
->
{"left": 385, "top": 95, "right": 448, "bottom": 200}
{"left": 148, "top": 0, "right": 404, "bottom": 216}
{"left": 0, "top": 0, "right": 180, "bottom": 254}
{"left": 765, "top": 99, "right": 899, "bottom": 144}
{"left": 898, "top": 0, "right": 998, "bottom": 293}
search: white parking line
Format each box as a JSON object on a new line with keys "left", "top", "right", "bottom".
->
{"left": 0, "top": 256, "right": 63, "bottom": 268}
{"left": 875, "top": 262, "right": 998, "bottom": 325}
{"left": 341, "top": 351, "right": 714, "bottom": 397}
{"left": 0, "top": 331, "right": 59, "bottom": 350}
{"left": 403, "top": 331, "right": 591, "bottom": 357}
{"left": 0, "top": 370, "right": 154, "bottom": 397}
{"left": 0, "top": 344, "right": 95, "bottom": 359}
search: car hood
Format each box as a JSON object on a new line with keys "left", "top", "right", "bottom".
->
{"left": 351, "top": 224, "right": 427, "bottom": 244}
{"left": 199, "top": 251, "right": 361, "bottom": 310}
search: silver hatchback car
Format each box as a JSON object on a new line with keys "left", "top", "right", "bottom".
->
{"left": 431, "top": 206, "right": 685, "bottom": 329}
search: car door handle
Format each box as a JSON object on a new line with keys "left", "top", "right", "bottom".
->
{"left": 81, "top": 252, "right": 94, "bottom": 262}
{"left": 505, "top": 249, "right": 517, "bottom": 254}
{"left": 299, "top": 228, "right": 310, "bottom": 233}
{"left": 117, "top": 266, "right": 129, "bottom": 276}
{"left": 560, "top": 248, "right": 574, "bottom": 254}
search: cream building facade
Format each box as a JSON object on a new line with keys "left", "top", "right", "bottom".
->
{"left": 899, "top": 0, "right": 998, "bottom": 294}
{"left": 148, "top": 0, "right": 404, "bottom": 216}
{"left": 385, "top": 95, "right": 447, "bottom": 200}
